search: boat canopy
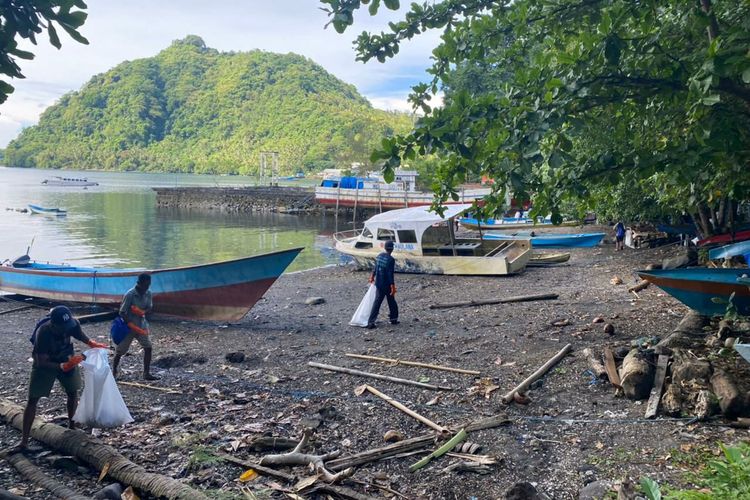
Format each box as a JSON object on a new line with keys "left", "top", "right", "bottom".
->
{"left": 362, "top": 204, "right": 472, "bottom": 246}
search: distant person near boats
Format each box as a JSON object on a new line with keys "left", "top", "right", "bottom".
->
{"left": 614, "top": 221, "right": 626, "bottom": 251}
{"left": 367, "top": 240, "right": 399, "bottom": 329}
{"left": 113, "top": 273, "right": 159, "bottom": 380}
{"left": 14, "top": 306, "right": 107, "bottom": 452}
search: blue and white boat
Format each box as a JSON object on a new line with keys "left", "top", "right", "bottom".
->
{"left": 0, "top": 248, "right": 302, "bottom": 321}
{"left": 709, "top": 240, "right": 750, "bottom": 263}
{"left": 483, "top": 232, "right": 605, "bottom": 248}
{"left": 637, "top": 268, "right": 750, "bottom": 316}
{"left": 28, "top": 204, "right": 67, "bottom": 216}
{"left": 459, "top": 217, "right": 579, "bottom": 231}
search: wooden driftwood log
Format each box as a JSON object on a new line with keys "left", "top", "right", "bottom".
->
{"left": 619, "top": 349, "right": 655, "bottom": 400}
{"left": 259, "top": 430, "right": 354, "bottom": 483}
{"left": 308, "top": 362, "right": 451, "bottom": 390}
{"left": 429, "top": 293, "right": 558, "bottom": 310}
{"left": 0, "top": 399, "right": 207, "bottom": 500}
{"left": 582, "top": 348, "right": 607, "bottom": 380}
{"left": 501, "top": 344, "right": 572, "bottom": 403}
{"left": 627, "top": 281, "right": 650, "bottom": 294}
{"left": 1, "top": 452, "right": 90, "bottom": 500}
{"left": 710, "top": 369, "right": 747, "bottom": 419}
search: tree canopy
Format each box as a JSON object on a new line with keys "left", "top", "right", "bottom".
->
{"left": 5, "top": 36, "right": 413, "bottom": 174}
{"left": 0, "top": 0, "right": 89, "bottom": 105}
{"left": 321, "top": 0, "right": 750, "bottom": 235}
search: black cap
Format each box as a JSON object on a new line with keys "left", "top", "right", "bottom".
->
{"left": 49, "top": 306, "right": 77, "bottom": 331}
{"left": 384, "top": 240, "right": 395, "bottom": 251}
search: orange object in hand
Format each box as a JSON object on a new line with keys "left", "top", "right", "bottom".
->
{"left": 87, "top": 340, "right": 108, "bottom": 349}
{"left": 60, "top": 355, "right": 84, "bottom": 372}
{"left": 127, "top": 322, "right": 149, "bottom": 336}
{"left": 130, "top": 305, "right": 146, "bottom": 317}
{"left": 390, "top": 284, "right": 397, "bottom": 296}
{"left": 368, "top": 275, "right": 374, "bottom": 284}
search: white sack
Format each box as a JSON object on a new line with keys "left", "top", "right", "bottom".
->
{"left": 349, "top": 284, "right": 377, "bottom": 327}
{"left": 73, "top": 348, "right": 133, "bottom": 428}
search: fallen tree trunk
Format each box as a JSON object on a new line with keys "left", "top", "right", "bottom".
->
{"left": 0, "top": 399, "right": 207, "bottom": 500}
{"left": 429, "top": 293, "right": 558, "bottom": 310}
{"left": 582, "top": 348, "right": 607, "bottom": 380}
{"left": 2, "top": 452, "right": 91, "bottom": 500}
{"left": 619, "top": 350, "right": 654, "bottom": 400}
{"left": 710, "top": 370, "right": 747, "bottom": 419}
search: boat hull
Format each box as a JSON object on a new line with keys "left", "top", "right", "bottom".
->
{"left": 335, "top": 240, "right": 530, "bottom": 276}
{"left": 28, "top": 204, "right": 67, "bottom": 216}
{"left": 528, "top": 252, "right": 571, "bottom": 266}
{"left": 698, "top": 229, "right": 750, "bottom": 247}
{"left": 0, "top": 248, "right": 303, "bottom": 321}
{"left": 460, "top": 218, "right": 580, "bottom": 231}
{"left": 484, "top": 232, "right": 604, "bottom": 248}
{"left": 709, "top": 241, "right": 750, "bottom": 262}
{"left": 637, "top": 268, "right": 750, "bottom": 316}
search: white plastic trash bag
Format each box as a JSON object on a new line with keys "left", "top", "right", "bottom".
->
{"left": 73, "top": 348, "right": 133, "bottom": 428}
{"left": 350, "top": 284, "right": 377, "bottom": 327}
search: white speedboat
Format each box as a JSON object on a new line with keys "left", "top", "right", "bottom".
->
{"left": 334, "top": 204, "right": 531, "bottom": 276}
{"left": 41, "top": 176, "right": 98, "bottom": 187}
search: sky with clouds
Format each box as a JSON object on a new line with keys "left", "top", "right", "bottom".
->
{"left": 0, "top": 0, "right": 441, "bottom": 147}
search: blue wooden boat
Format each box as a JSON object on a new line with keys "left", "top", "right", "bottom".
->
{"left": 459, "top": 217, "right": 579, "bottom": 231}
{"left": 708, "top": 240, "right": 750, "bottom": 263}
{"left": 0, "top": 248, "right": 302, "bottom": 321}
{"left": 483, "top": 232, "right": 604, "bottom": 248}
{"left": 28, "top": 204, "right": 67, "bottom": 216}
{"left": 637, "top": 268, "right": 750, "bottom": 316}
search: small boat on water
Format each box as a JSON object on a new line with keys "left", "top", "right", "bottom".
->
{"left": 334, "top": 204, "right": 531, "bottom": 275}
{"left": 637, "top": 268, "right": 750, "bottom": 316}
{"left": 28, "top": 204, "right": 67, "bottom": 216}
{"left": 459, "top": 217, "right": 579, "bottom": 231}
{"left": 698, "top": 229, "right": 750, "bottom": 247}
{"left": 41, "top": 176, "right": 98, "bottom": 187}
{"left": 0, "top": 248, "right": 303, "bottom": 321}
{"left": 709, "top": 240, "right": 750, "bottom": 263}
{"left": 483, "top": 232, "right": 604, "bottom": 248}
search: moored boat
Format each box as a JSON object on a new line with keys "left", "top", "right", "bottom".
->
{"left": 459, "top": 217, "right": 579, "bottom": 231}
{"left": 708, "top": 240, "right": 750, "bottom": 263}
{"left": 28, "top": 204, "right": 67, "bottom": 216}
{"left": 334, "top": 204, "right": 531, "bottom": 275}
{"left": 41, "top": 176, "right": 98, "bottom": 187}
{"left": 483, "top": 232, "right": 604, "bottom": 248}
{"left": 637, "top": 268, "right": 750, "bottom": 316}
{"left": 0, "top": 248, "right": 303, "bottom": 321}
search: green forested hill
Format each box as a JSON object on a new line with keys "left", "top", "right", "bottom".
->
{"left": 5, "top": 36, "right": 413, "bottom": 174}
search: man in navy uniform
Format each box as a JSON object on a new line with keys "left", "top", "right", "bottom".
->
{"left": 367, "top": 240, "right": 399, "bottom": 329}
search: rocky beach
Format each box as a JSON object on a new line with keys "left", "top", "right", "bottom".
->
{"left": 1, "top": 238, "right": 749, "bottom": 499}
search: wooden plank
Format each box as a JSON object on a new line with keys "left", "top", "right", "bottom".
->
{"left": 308, "top": 362, "right": 451, "bottom": 390}
{"left": 603, "top": 347, "right": 621, "bottom": 388}
{"left": 430, "top": 293, "right": 558, "bottom": 310}
{"left": 645, "top": 354, "right": 670, "bottom": 419}
{"left": 344, "top": 353, "right": 480, "bottom": 376}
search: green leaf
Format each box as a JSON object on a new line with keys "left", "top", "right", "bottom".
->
{"left": 383, "top": 0, "right": 400, "bottom": 9}
{"left": 702, "top": 94, "right": 721, "bottom": 106}
{"left": 368, "top": 0, "right": 380, "bottom": 16}
{"left": 640, "top": 477, "right": 661, "bottom": 500}
{"left": 48, "top": 23, "right": 61, "bottom": 49}
{"left": 604, "top": 35, "right": 621, "bottom": 66}
{"left": 383, "top": 167, "right": 395, "bottom": 184}
{"left": 742, "top": 67, "right": 750, "bottom": 84}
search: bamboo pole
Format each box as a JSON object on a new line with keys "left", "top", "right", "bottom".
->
{"left": 360, "top": 385, "right": 447, "bottom": 433}
{"left": 117, "top": 381, "right": 182, "bottom": 394}
{"left": 344, "top": 353, "right": 480, "bottom": 376}
{"left": 409, "top": 429, "right": 467, "bottom": 472}
{"left": 0, "top": 305, "right": 35, "bottom": 316}
{"left": 501, "top": 344, "right": 572, "bottom": 403}
{"left": 430, "top": 292, "right": 559, "bottom": 310}
{"left": 308, "top": 362, "right": 451, "bottom": 390}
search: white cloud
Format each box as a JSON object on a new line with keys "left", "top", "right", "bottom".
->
{"left": 0, "top": 0, "right": 443, "bottom": 146}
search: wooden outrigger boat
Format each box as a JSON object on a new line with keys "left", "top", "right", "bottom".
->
{"left": 334, "top": 204, "right": 531, "bottom": 275}
{"left": 459, "top": 216, "right": 580, "bottom": 231}
{"left": 484, "top": 232, "right": 604, "bottom": 248}
{"left": 28, "top": 204, "right": 67, "bottom": 216}
{"left": 0, "top": 248, "right": 303, "bottom": 321}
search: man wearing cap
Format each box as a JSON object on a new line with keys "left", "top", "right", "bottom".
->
{"left": 14, "top": 306, "right": 107, "bottom": 452}
{"left": 112, "top": 273, "right": 158, "bottom": 380}
{"left": 367, "top": 239, "right": 399, "bottom": 329}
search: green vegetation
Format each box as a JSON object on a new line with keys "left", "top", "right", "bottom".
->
{"left": 322, "top": 0, "right": 750, "bottom": 235}
{"left": 5, "top": 36, "right": 413, "bottom": 174}
{"left": 641, "top": 442, "right": 750, "bottom": 499}
{"left": 0, "top": 1, "right": 89, "bottom": 105}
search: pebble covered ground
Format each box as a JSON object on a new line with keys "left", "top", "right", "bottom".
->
{"left": 1, "top": 233, "right": 748, "bottom": 499}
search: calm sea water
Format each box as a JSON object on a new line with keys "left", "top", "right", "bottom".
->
{"left": 0, "top": 167, "right": 339, "bottom": 272}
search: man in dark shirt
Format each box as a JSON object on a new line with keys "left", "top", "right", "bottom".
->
{"left": 367, "top": 239, "right": 399, "bottom": 329}
{"left": 15, "top": 306, "right": 107, "bottom": 452}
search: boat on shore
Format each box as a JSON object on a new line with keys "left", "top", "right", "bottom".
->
{"left": 334, "top": 204, "right": 531, "bottom": 275}
{"left": 459, "top": 217, "right": 579, "bottom": 231}
{"left": 528, "top": 252, "right": 571, "bottom": 266}
{"left": 483, "top": 232, "right": 604, "bottom": 248}
{"left": 637, "top": 268, "right": 750, "bottom": 316}
{"left": 41, "top": 176, "right": 98, "bottom": 187}
{"left": 28, "top": 204, "right": 67, "bottom": 216}
{"left": 698, "top": 229, "right": 750, "bottom": 247}
{"left": 0, "top": 248, "right": 303, "bottom": 321}
{"left": 709, "top": 240, "right": 750, "bottom": 263}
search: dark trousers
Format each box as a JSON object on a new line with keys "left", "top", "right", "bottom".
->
{"left": 368, "top": 287, "right": 398, "bottom": 325}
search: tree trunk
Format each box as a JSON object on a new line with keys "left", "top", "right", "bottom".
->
{"left": 0, "top": 399, "right": 207, "bottom": 500}
{"left": 3, "top": 452, "right": 90, "bottom": 500}
{"left": 716, "top": 197, "right": 727, "bottom": 232}
{"left": 697, "top": 203, "right": 714, "bottom": 237}
{"left": 618, "top": 349, "right": 654, "bottom": 400}
{"left": 710, "top": 370, "right": 747, "bottom": 419}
